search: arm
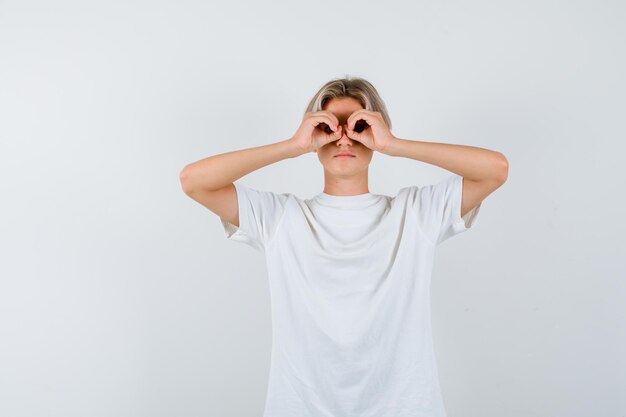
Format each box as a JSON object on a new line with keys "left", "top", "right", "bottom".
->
{"left": 383, "top": 138, "right": 509, "bottom": 217}
{"left": 179, "top": 138, "right": 301, "bottom": 227}
{"left": 179, "top": 138, "right": 300, "bottom": 193}
{"left": 179, "top": 110, "right": 346, "bottom": 227}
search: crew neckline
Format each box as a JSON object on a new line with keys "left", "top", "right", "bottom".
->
{"left": 314, "top": 191, "right": 380, "bottom": 208}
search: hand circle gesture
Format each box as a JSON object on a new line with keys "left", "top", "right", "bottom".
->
{"left": 342, "top": 109, "right": 395, "bottom": 153}
{"left": 289, "top": 111, "right": 344, "bottom": 154}
{"left": 289, "top": 109, "right": 396, "bottom": 155}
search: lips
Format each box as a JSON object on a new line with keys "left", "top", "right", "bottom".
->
{"left": 334, "top": 152, "right": 355, "bottom": 157}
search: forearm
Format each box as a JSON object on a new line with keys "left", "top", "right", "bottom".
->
{"left": 384, "top": 137, "right": 508, "bottom": 182}
{"left": 180, "top": 138, "right": 301, "bottom": 192}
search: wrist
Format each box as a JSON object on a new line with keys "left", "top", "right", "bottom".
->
{"left": 284, "top": 138, "right": 308, "bottom": 158}
{"left": 381, "top": 136, "right": 403, "bottom": 156}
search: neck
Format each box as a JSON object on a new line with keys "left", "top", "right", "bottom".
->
{"left": 322, "top": 171, "right": 370, "bottom": 196}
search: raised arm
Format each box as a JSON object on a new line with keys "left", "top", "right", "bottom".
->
{"left": 179, "top": 139, "right": 300, "bottom": 227}
{"left": 384, "top": 138, "right": 508, "bottom": 218}
{"left": 179, "top": 110, "right": 345, "bottom": 227}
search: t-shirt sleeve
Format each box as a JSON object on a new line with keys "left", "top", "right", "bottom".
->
{"left": 219, "top": 181, "right": 289, "bottom": 253}
{"left": 410, "top": 174, "right": 482, "bottom": 246}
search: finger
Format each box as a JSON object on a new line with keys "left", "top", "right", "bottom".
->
{"left": 347, "top": 110, "right": 374, "bottom": 130}
{"left": 313, "top": 112, "right": 339, "bottom": 131}
{"left": 323, "top": 130, "right": 336, "bottom": 142}
{"left": 323, "top": 132, "right": 338, "bottom": 146}
{"left": 310, "top": 115, "right": 338, "bottom": 132}
{"left": 346, "top": 123, "right": 363, "bottom": 139}
{"left": 321, "top": 125, "right": 340, "bottom": 141}
{"left": 323, "top": 111, "right": 340, "bottom": 129}
{"left": 346, "top": 110, "right": 359, "bottom": 129}
{"left": 347, "top": 110, "right": 371, "bottom": 128}
{"left": 322, "top": 115, "right": 339, "bottom": 131}
{"left": 346, "top": 126, "right": 360, "bottom": 142}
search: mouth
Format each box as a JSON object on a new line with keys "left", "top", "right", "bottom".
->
{"left": 334, "top": 154, "right": 355, "bottom": 158}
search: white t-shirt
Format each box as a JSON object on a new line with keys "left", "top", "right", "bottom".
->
{"left": 220, "top": 174, "right": 482, "bottom": 417}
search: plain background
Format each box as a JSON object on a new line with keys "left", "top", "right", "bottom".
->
{"left": 1, "top": 0, "right": 624, "bottom": 416}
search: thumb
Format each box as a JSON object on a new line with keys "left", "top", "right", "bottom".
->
{"left": 346, "top": 126, "right": 358, "bottom": 141}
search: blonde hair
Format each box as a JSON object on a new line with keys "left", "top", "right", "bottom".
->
{"left": 304, "top": 75, "right": 392, "bottom": 130}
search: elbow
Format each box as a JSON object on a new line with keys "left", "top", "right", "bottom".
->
{"left": 496, "top": 153, "right": 509, "bottom": 183}
{"left": 179, "top": 165, "right": 195, "bottom": 196}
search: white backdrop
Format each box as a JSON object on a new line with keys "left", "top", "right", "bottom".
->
{"left": 1, "top": 1, "right": 624, "bottom": 416}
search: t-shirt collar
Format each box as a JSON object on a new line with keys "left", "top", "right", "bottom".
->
{"left": 314, "top": 191, "right": 380, "bottom": 208}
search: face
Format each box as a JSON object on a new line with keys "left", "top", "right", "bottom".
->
{"left": 316, "top": 97, "right": 374, "bottom": 177}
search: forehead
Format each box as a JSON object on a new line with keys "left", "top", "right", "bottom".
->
{"left": 323, "top": 97, "right": 363, "bottom": 120}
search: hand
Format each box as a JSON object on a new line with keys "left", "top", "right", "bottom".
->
{"left": 341, "top": 109, "right": 396, "bottom": 153}
{"left": 288, "top": 111, "right": 344, "bottom": 155}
